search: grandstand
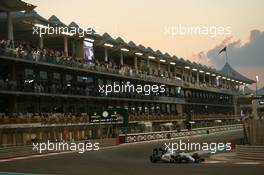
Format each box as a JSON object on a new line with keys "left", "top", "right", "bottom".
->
{"left": 0, "top": 0, "right": 255, "bottom": 146}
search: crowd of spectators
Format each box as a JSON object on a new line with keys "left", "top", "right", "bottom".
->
{"left": 0, "top": 112, "right": 88, "bottom": 125}
{"left": 0, "top": 39, "right": 84, "bottom": 64}
{"left": 0, "top": 39, "right": 238, "bottom": 92}
{"left": 0, "top": 39, "right": 182, "bottom": 82}
{"left": 0, "top": 112, "right": 240, "bottom": 125}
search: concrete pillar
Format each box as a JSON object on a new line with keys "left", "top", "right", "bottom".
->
{"left": 174, "top": 66, "right": 177, "bottom": 77}
{"left": 182, "top": 70, "right": 188, "bottom": 83}
{"left": 39, "top": 37, "right": 43, "bottom": 49}
{"left": 176, "top": 104, "right": 183, "bottom": 116}
{"left": 104, "top": 47, "right": 108, "bottom": 62}
{"left": 39, "top": 129, "right": 43, "bottom": 141}
{"left": 75, "top": 40, "right": 84, "bottom": 58}
{"left": 158, "top": 61, "right": 160, "bottom": 70}
{"left": 64, "top": 37, "right": 68, "bottom": 56}
{"left": 196, "top": 72, "right": 199, "bottom": 84}
{"left": 167, "top": 64, "right": 170, "bottom": 77}
{"left": 7, "top": 12, "right": 14, "bottom": 46}
{"left": 59, "top": 132, "right": 63, "bottom": 141}
{"left": 190, "top": 70, "right": 193, "bottom": 83}
{"left": 147, "top": 59, "right": 150, "bottom": 67}
{"left": 233, "top": 96, "right": 238, "bottom": 116}
{"left": 120, "top": 51, "right": 123, "bottom": 65}
{"left": 134, "top": 55, "right": 137, "bottom": 70}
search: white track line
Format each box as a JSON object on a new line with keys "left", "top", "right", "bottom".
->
{"left": 0, "top": 144, "right": 122, "bottom": 163}
{"left": 203, "top": 160, "right": 226, "bottom": 164}
{"left": 233, "top": 162, "right": 262, "bottom": 165}
{"left": 0, "top": 151, "right": 75, "bottom": 162}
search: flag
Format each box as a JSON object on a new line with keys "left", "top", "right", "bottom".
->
{"left": 256, "top": 75, "right": 259, "bottom": 82}
{"left": 219, "top": 46, "right": 226, "bottom": 54}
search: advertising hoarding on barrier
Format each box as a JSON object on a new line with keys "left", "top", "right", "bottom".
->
{"left": 119, "top": 125, "right": 242, "bottom": 144}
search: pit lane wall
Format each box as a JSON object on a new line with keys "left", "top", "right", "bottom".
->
{"left": 118, "top": 124, "right": 243, "bottom": 144}
{"left": 0, "top": 138, "right": 116, "bottom": 160}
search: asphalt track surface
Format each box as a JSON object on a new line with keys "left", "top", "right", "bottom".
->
{"left": 1, "top": 129, "right": 264, "bottom": 175}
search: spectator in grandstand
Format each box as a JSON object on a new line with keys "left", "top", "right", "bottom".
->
{"left": 0, "top": 39, "right": 186, "bottom": 84}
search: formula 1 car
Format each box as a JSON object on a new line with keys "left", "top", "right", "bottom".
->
{"left": 150, "top": 147, "right": 204, "bottom": 163}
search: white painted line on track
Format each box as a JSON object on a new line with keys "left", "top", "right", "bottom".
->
{"left": 234, "top": 162, "right": 262, "bottom": 165}
{"left": 0, "top": 144, "right": 122, "bottom": 163}
{"left": 203, "top": 160, "right": 226, "bottom": 164}
{"left": 0, "top": 151, "right": 75, "bottom": 162}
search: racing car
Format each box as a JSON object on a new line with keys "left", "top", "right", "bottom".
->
{"left": 150, "top": 147, "right": 204, "bottom": 163}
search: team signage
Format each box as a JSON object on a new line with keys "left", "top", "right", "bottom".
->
{"left": 88, "top": 108, "right": 129, "bottom": 128}
{"left": 89, "top": 110, "right": 123, "bottom": 123}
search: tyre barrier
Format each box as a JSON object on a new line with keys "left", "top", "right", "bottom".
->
{"left": 121, "top": 124, "right": 242, "bottom": 144}
{"left": 236, "top": 145, "right": 264, "bottom": 160}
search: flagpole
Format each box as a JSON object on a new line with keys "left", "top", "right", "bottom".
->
{"left": 256, "top": 75, "right": 258, "bottom": 96}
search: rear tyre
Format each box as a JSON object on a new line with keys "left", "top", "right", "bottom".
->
{"left": 150, "top": 156, "right": 157, "bottom": 163}
{"left": 170, "top": 156, "right": 176, "bottom": 163}
{"left": 177, "top": 156, "right": 182, "bottom": 163}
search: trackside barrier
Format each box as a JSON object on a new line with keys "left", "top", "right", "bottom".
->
{"left": 236, "top": 145, "right": 264, "bottom": 160}
{"left": 119, "top": 124, "right": 242, "bottom": 144}
{"left": 0, "top": 138, "right": 115, "bottom": 160}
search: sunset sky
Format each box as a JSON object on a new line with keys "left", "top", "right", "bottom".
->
{"left": 26, "top": 0, "right": 264, "bottom": 88}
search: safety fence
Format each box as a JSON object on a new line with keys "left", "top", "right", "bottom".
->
{"left": 236, "top": 145, "right": 264, "bottom": 160}
{"left": 119, "top": 124, "right": 242, "bottom": 144}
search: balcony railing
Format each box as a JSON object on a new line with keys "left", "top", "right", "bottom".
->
{"left": 0, "top": 114, "right": 240, "bottom": 126}
{"left": 0, "top": 49, "right": 239, "bottom": 94}
{"left": 0, "top": 49, "right": 183, "bottom": 87}
{"left": 0, "top": 80, "right": 186, "bottom": 103}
